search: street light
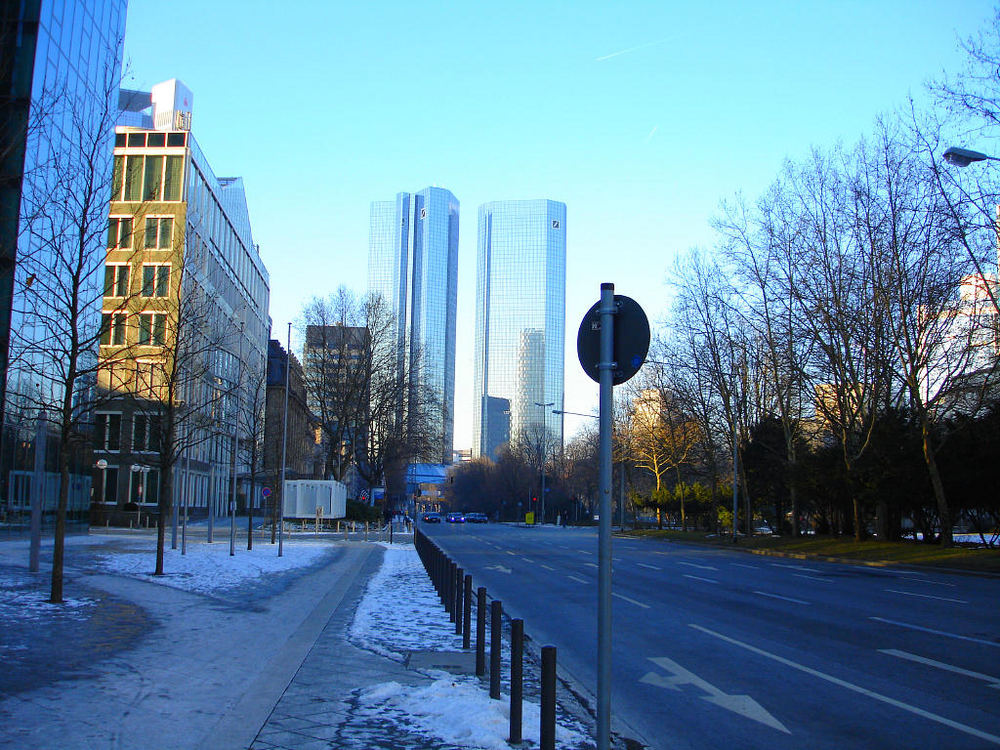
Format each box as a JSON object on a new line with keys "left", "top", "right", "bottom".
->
{"left": 534, "top": 401, "right": 554, "bottom": 525}
{"left": 943, "top": 146, "right": 1000, "bottom": 167}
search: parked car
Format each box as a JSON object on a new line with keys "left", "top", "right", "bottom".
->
{"left": 421, "top": 512, "right": 442, "bottom": 523}
{"left": 446, "top": 512, "right": 466, "bottom": 523}
{"left": 465, "top": 512, "right": 489, "bottom": 523}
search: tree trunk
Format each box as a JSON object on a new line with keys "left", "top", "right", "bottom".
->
{"left": 922, "top": 425, "right": 952, "bottom": 548}
{"left": 155, "top": 468, "right": 173, "bottom": 575}
{"left": 50, "top": 385, "right": 76, "bottom": 603}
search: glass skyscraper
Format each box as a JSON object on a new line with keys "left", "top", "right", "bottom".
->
{"left": 473, "top": 200, "right": 566, "bottom": 459}
{"left": 369, "top": 187, "right": 459, "bottom": 465}
{"left": 1, "top": 0, "right": 128, "bottom": 534}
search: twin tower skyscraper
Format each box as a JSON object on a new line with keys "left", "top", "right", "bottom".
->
{"left": 368, "top": 187, "right": 566, "bottom": 464}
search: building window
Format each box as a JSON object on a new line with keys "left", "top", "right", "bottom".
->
{"left": 107, "top": 217, "right": 132, "bottom": 248}
{"left": 133, "top": 414, "right": 161, "bottom": 452}
{"left": 95, "top": 412, "right": 121, "bottom": 451}
{"left": 104, "top": 264, "right": 129, "bottom": 297}
{"left": 95, "top": 466, "right": 119, "bottom": 504}
{"left": 136, "top": 360, "right": 161, "bottom": 397}
{"left": 100, "top": 312, "right": 127, "bottom": 346}
{"left": 147, "top": 132, "right": 165, "bottom": 148}
{"left": 141, "top": 265, "right": 170, "bottom": 297}
{"left": 130, "top": 468, "right": 159, "bottom": 505}
{"left": 143, "top": 155, "right": 163, "bottom": 201}
{"left": 144, "top": 217, "right": 172, "bottom": 249}
{"left": 124, "top": 155, "right": 143, "bottom": 201}
{"left": 112, "top": 155, "right": 124, "bottom": 198}
{"left": 164, "top": 156, "right": 183, "bottom": 201}
{"left": 138, "top": 313, "right": 166, "bottom": 345}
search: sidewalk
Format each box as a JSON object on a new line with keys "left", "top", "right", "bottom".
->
{"left": 0, "top": 533, "right": 595, "bottom": 749}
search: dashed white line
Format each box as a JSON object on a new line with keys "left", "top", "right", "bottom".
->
{"left": 732, "top": 563, "right": 759, "bottom": 570}
{"left": 521, "top": 557, "right": 535, "bottom": 564}
{"left": 754, "top": 591, "right": 810, "bottom": 605}
{"left": 879, "top": 649, "right": 1000, "bottom": 688}
{"left": 567, "top": 575, "right": 589, "bottom": 584}
{"left": 870, "top": 617, "right": 1000, "bottom": 648}
{"left": 794, "top": 573, "right": 834, "bottom": 583}
{"left": 885, "top": 589, "right": 968, "bottom": 605}
{"left": 893, "top": 573, "right": 957, "bottom": 588}
{"left": 612, "top": 592, "right": 651, "bottom": 609}
{"left": 637, "top": 563, "right": 661, "bottom": 571}
{"left": 678, "top": 561, "right": 719, "bottom": 571}
{"left": 683, "top": 574, "right": 718, "bottom": 584}
{"left": 691, "top": 623, "right": 1000, "bottom": 746}
{"left": 770, "top": 563, "right": 821, "bottom": 573}
{"left": 540, "top": 564, "right": 555, "bottom": 571}
{"left": 583, "top": 562, "right": 598, "bottom": 569}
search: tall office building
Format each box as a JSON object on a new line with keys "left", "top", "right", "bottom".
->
{"left": 369, "top": 187, "right": 458, "bottom": 465}
{"left": 93, "top": 79, "right": 270, "bottom": 523}
{"left": 1, "top": 1, "right": 128, "bottom": 532}
{"left": 473, "top": 200, "right": 566, "bottom": 459}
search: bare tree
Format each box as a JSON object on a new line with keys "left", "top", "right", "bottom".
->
{"left": 11, "top": 47, "right": 126, "bottom": 602}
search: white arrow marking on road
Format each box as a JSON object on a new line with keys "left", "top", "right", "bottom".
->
{"left": 879, "top": 649, "right": 1000, "bottom": 688}
{"left": 691, "top": 623, "right": 1000, "bottom": 746}
{"left": 485, "top": 564, "right": 512, "bottom": 574}
{"left": 640, "top": 656, "right": 790, "bottom": 734}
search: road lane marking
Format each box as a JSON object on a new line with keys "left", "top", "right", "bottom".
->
{"left": 540, "top": 564, "right": 556, "bottom": 571}
{"left": 683, "top": 574, "right": 718, "bottom": 584}
{"left": 637, "top": 563, "right": 661, "bottom": 571}
{"left": 612, "top": 592, "right": 650, "bottom": 609}
{"left": 652, "top": 550, "right": 671, "bottom": 556}
{"left": 485, "top": 564, "right": 512, "bottom": 574}
{"left": 521, "top": 557, "right": 535, "bottom": 564}
{"left": 885, "top": 589, "right": 968, "bottom": 604}
{"left": 754, "top": 591, "right": 810, "bottom": 605}
{"left": 690, "top": 624, "right": 1000, "bottom": 746}
{"left": 567, "top": 575, "right": 589, "bottom": 584}
{"left": 583, "top": 562, "right": 598, "bottom": 568}
{"left": 506, "top": 550, "right": 518, "bottom": 556}
{"left": 770, "top": 563, "right": 820, "bottom": 573}
{"left": 869, "top": 617, "right": 1000, "bottom": 648}
{"left": 732, "top": 563, "right": 759, "bottom": 570}
{"left": 641, "top": 656, "right": 790, "bottom": 733}
{"left": 879, "top": 649, "right": 1000, "bottom": 688}
{"left": 793, "top": 573, "right": 833, "bottom": 583}
{"left": 678, "top": 561, "right": 719, "bottom": 571}
{"left": 893, "top": 573, "right": 957, "bottom": 588}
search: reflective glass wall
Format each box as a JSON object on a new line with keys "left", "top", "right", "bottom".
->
{"left": 473, "top": 200, "right": 566, "bottom": 459}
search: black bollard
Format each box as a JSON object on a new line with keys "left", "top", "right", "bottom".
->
{"left": 490, "top": 600, "right": 502, "bottom": 699}
{"left": 509, "top": 619, "right": 524, "bottom": 745}
{"left": 455, "top": 567, "right": 464, "bottom": 634}
{"left": 541, "top": 645, "right": 556, "bottom": 750}
{"left": 463, "top": 575, "right": 472, "bottom": 650}
{"left": 476, "top": 587, "right": 486, "bottom": 676}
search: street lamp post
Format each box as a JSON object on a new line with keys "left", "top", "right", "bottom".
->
{"left": 943, "top": 146, "right": 1000, "bottom": 167}
{"left": 534, "top": 401, "right": 554, "bottom": 524}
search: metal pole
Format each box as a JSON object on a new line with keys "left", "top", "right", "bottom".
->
{"left": 597, "top": 282, "right": 616, "bottom": 750}
{"left": 230, "top": 323, "right": 244, "bottom": 557}
{"left": 509, "top": 618, "right": 524, "bottom": 745}
{"left": 476, "top": 587, "right": 487, "bottom": 676}
{"left": 732, "top": 419, "right": 738, "bottom": 543}
{"left": 207, "top": 462, "right": 215, "bottom": 543}
{"left": 29, "top": 408, "right": 45, "bottom": 573}
{"left": 541, "top": 645, "right": 557, "bottom": 750}
{"left": 490, "top": 599, "right": 503, "bottom": 699}
{"left": 182, "top": 422, "right": 190, "bottom": 555}
{"left": 278, "top": 322, "right": 290, "bottom": 557}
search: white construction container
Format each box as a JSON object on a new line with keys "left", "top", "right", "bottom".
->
{"left": 282, "top": 480, "right": 346, "bottom": 519}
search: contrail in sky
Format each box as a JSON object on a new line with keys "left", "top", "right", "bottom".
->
{"left": 645, "top": 125, "right": 658, "bottom": 143}
{"left": 596, "top": 38, "right": 665, "bottom": 62}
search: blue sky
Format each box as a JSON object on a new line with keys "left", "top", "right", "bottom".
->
{"left": 123, "top": 0, "right": 994, "bottom": 448}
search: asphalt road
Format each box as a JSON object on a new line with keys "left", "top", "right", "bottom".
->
{"left": 421, "top": 522, "right": 1000, "bottom": 750}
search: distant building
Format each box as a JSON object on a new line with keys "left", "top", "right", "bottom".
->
{"left": 369, "top": 187, "right": 459, "bottom": 464}
{"left": 301, "top": 324, "right": 370, "bottom": 481}
{"left": 0, "top": 0, "right": 127, "bottom": 533}
{"left": 264, "top": 339, "right": 321, "bottom": 488}
{"left": 93, "top": 79, "right": 270, "bottom": 523}
{"left": 473, "top": 200, "right": 566, "bottom": 458}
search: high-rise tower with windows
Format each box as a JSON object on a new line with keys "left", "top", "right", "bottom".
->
{"left": 369, "top": 187, "right": 458, "bottom": 465}
{"left": 473, "top": 200, "right": 566, "bottom": 459}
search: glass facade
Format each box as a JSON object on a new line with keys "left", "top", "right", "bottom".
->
{"left": 473, "top": 200, "right": 566, "bottom": 458}
{"left": 369, "top": 187, "right": 459, "bottom": 464}
{"left": 1, "top": 0, "right": 128, "bottom": 534}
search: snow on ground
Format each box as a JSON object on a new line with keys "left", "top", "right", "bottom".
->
{"left": 0, "top": 571, "right": 95, "bottom": 625}
{"left": 349, "top": 545, "right": 590, "bottom": 750}
{"left": 94, "top": 537, "right": 335, "bottom": 594}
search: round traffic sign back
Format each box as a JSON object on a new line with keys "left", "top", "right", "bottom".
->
{"left": 576, "top": 294, "right": 650, "bottom": 385}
